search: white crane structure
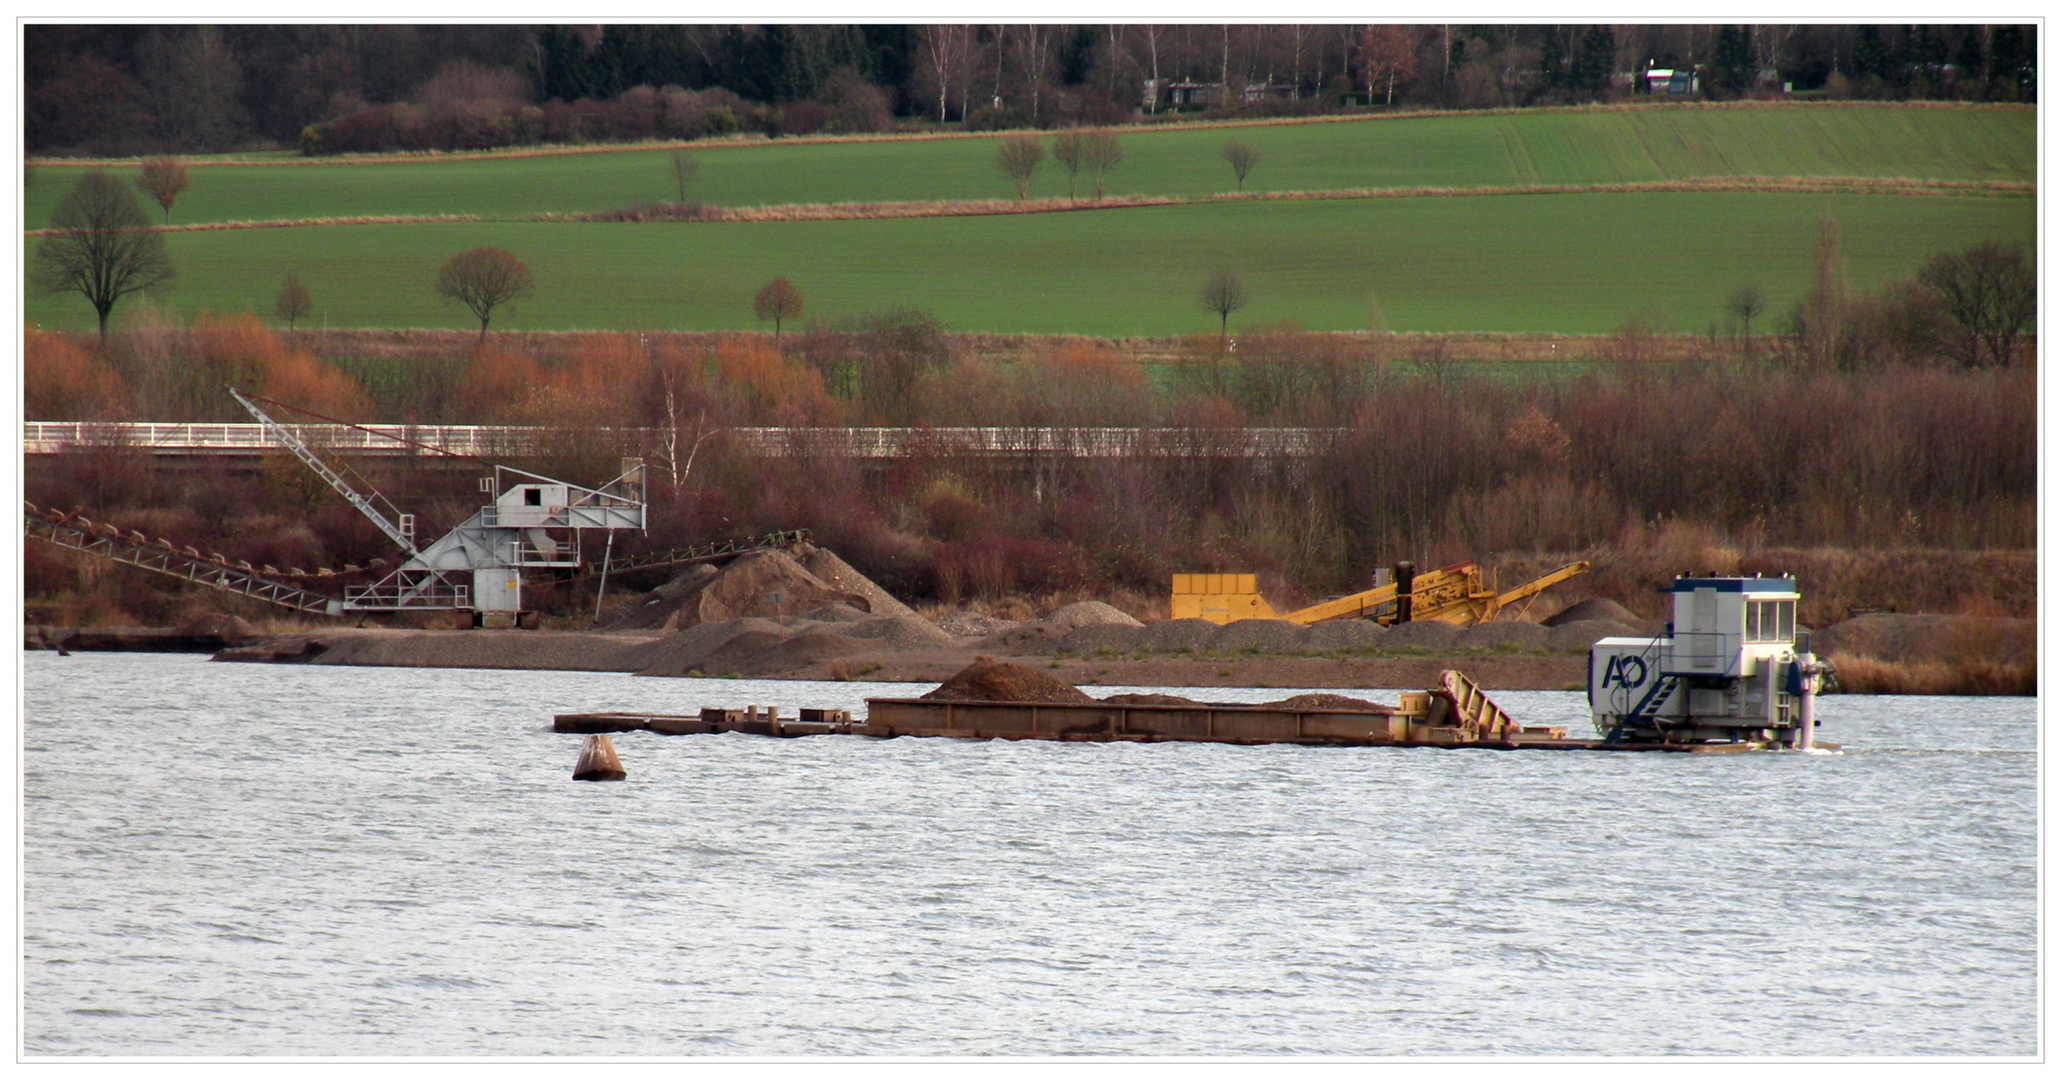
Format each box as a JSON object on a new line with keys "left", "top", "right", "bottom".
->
{"left": 230, "top": 388, "right": 646, "bottom": 627}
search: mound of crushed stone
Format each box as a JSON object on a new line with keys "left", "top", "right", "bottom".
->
{"left": 839, "top": 615, "right": 962, "bottom": 650}
{"left": 627, "top": 617, "right": 791, "bottom": 676}
{"left": 736, "top": 633, "right": 871, "bottom": 675}
{"left": 920, "top": 656, "right": 1097, "bottom": 704}
{"left": 1212, "top": 619, "right": 1311, "bottom": 652}
{"left": 1044, "top": 601, "right": 1144, "bottom": 630}
{"left": 1456, "top": 622, "right": 1550, "bottom": 651}
{"left": 1253, "top": 692, "right": 1393, "bottom": 714}
{"left": 606, "top": 549, "right": 870, "bottom": 630}
{"left": 1382, "top": 621, "right": 1463, "bottom": 650}
{"left": 934, "top": 612, "right": 1023, "bottom": 638}
{"left": 803, "top": 603, "right": 873, "bottom": 624}
{"left": 1545, "top": 620, "right": 1642, "bottom": 652}
{"left": 1543, "top": 597, "right": 1640, "bottom": 628}
{"left": 983, "top": 623, "right": 1070, "bottom": 653}
{"left": 794, "top": 543, "right": 917, "bottom": 619}
{"left": 1305, "top": 619, "right": 1387, "bottom": 650}
{"left": 1135, "top": 618, "right": 1219, "bottom": 652}
{"left": 1101, "top": 692, "right": 1208, "bottom": 706}
{"left": 1057, "top": 623, "right": 1146, "bottom": 653}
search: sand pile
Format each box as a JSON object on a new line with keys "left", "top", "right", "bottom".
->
{"left": 1135, "top": 619, "right": 1220, "bottom": 652}
{"left": 793, "top": 542, "right": 918, "bottom": 619}
{"left": 606, "top": 550, "right": 872, "bottom": 631}
{"left": 1101, "top": 692, "right": 1207, "bottom": 706}
{"left": 1212, "top": 619, "right": 1311, "bottom": 652}
{"left": 736, "top": 633, "right": 871, "bottom": 675}
{"left": 1383, "top": 621, "right": 1464, "bottom": 649}
{"left": 1254, "top": 692, "right": 1393, "bottom": 713}
{"left": 921, "top": 657, "right": 1098, "bottom": 704}
{"left": 1456, "top": 622, "right": 1550, "bottom": 651}
{"left": 627, "top": 617, "right": 791, "bottom": 676}
{"left": 1045, "top": 601, "right": 1144, "bottom": 629}
{"left": 1305, "top": 620, "right": 1387, "bottom": 650}
{"left": 1545, "top": 620, "right": 1642, "bottom": 652}
{"left": 1543, "top": 598, "right": 1640, "bottom": 628}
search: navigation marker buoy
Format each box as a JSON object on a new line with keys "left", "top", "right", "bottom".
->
{"left": 572, "top": 734, "right": 626, "bottom": 781}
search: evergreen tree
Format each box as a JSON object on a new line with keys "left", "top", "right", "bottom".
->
{"left": 1953, "top": 27, "right": 1986, "bottom": 85}
{"left": 1572, "top": 25, "right": 1615, "bottom": 96}
{"left": 1538, "top": 26, "right": 1568, "bottom": 91}
{"left": 1851, "top": 25, "right": 1885, "bottom": 81}
{"left": 1712, "top": 25, "right": 1754, "bottom": 95}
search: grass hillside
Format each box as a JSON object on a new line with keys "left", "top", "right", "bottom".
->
{"left": 24, "top": 104, "right": 2034, "bottom": 227}
{"left": 28, "top": 191, "right": 2030, "bottom": 336}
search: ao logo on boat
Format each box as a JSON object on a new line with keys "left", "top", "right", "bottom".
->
{"left": 1601, "top": 655, "right": 1648, "bottom": 689}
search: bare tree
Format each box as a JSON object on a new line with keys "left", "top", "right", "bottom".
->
{"left": 34, "top": 170, "right": 174, "bottom": 339}
{"left": 754, "top": 276, "right": 805, "bottom": 339}
{"left": 1725, "top": 283, "right": 1765, "bottom": 356}
{"left": 433, "top": 247, "right": 535, "bottom": 342}
{"left": 1051, "top": 130, "right": 1086, "bottom": 199}
{"left": 1220, "top": 140, "right": 1261, "bottom": 191}
{"left": 275, "top": 271, "right": 312, "bottom": 335}
{"left": 995, "top": 135, "right": 1044, "bottom": 200}
{"left": 1082, "top": 131, "right": 1124, "bottom": 200}
{"left": 667, "top": 148, "right": 699, "bottom": 203}
{"left": 1199, "top": 269, "right": 1248, "bottom": 350}
{"left": 136, "top": 156, "right": 189, "bottom": 224}
{"left": 1919, "top": 241, "right": 2037, "bottom": 368}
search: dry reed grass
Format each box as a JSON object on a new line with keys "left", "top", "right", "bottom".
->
{"left": 1824, "top": 653, "right": 2034, "bottom": 696}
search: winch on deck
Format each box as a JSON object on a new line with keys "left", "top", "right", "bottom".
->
{"left": 1589, "top": 574, "right": 1832, "bottom": 748}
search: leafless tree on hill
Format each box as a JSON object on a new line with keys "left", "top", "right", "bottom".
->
{"left": 34, "top": 170, "right": 174, "bottom": 339}
{"left": 995, "top": 135, "right": 1044, "bottom": 200}
{"left": 1919, "top": 242, "right": 2036, "bottom": 368}
{"left": 1082, "top": 131, "right": 1124, "bottom": 200}
{"left": 1220, "top": 140, "right": 1260, "bottom": 191}
{"left": 1199, "top": 269, "right": 1248, "bottom": 351}
{"left": 275, "top": 272, "right": 313, "bottom": 336}
{"left": 667, "top": 149, "right": 699, "bottom": 203}
{"left": 754, "top": 277, "right": 805, "bottom": 339}
{"left": 1051, "top": 130, "right": 1086, "bottom": 199}
{"left": 135, "top": 156, "right": 189, "bottom": 224}
{"left": 433, "top": 247, "right": 535, "bottom": 342}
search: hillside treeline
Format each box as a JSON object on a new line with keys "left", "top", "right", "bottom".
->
{"left": 27, "top": 23, "right": 2035, "bottom": 156}
{"left": 25, "top": 316, "right": 2034, "bottom": 628}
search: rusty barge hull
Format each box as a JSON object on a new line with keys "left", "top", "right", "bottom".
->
{"left": 555, "top": 698, "right": 1818, "bottom": 753}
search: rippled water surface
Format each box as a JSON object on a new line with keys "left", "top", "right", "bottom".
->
{"left": 22, "top": 653, "right": 2037, "bottom": 1056}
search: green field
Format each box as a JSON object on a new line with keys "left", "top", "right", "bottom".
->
{"left": 25, "top": 105, "right": 2035, "bottom": 228}
{"left": 27, "top": 191, "right": 2031, "bottom": 336}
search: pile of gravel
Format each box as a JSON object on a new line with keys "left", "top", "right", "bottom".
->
{"left": 1044, "top": 601, "right": 1144, "bottom": 630}
{"left": 1057, "top": 623, "right": 1146, "bottom": 653}
{"left": 736, "top": 633, "right": 871, "bottom": 675}
{"left": 1212, "top": 619, "right": 1311, "bottom": 652}
{"left": 1135, "top": 619, "right": 1220, "bottom": 652}
{"left": 629, "top": 617, "right": 791, "bottom": 676}
{"left": 1382, "top": 621, "right": 1463, "bottom": 650}
{"left": 803, "top": 603, "right": 874, "bottom": 624}
{"left": 1254, "top": 692, "right": 1393, "bottom": 713}
{"left": 1100, "top": 692, "right": 1207, "bottom": 706}
{"left": 1305, "top": 619, "right": 1387, "bottom": 651}
{"left": 934, "top": 612, "right": 1023, "bottom": 638}
{"left": 1545, "top": 620, "right": 1643, "bottom": 652}
{"left": 1543, "top": 597, "right": 1641, "bottom": 628}
{"left": 982, "top": 623, "right": 1070, "bottom": 653}
{"left": 1455, "top": 622, "right": 1551, "bottom": 651}
{"left": 839, "top": 615, "right": 961, "bottom": 650}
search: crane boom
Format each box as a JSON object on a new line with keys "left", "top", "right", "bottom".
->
{"left": 228, "top": 387, "right": 418, "bottom": 555}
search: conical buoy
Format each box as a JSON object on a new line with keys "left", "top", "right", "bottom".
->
{"left": 572, "top": 734, "right": 626, "bottom": 781}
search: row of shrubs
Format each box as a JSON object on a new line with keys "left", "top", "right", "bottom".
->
{"left": 301, "top": 77, "right": 899, "bottom": 155}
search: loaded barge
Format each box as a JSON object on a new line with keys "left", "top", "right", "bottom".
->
{"left": 555, "top": 575, "right": 1833, "bottom": 757}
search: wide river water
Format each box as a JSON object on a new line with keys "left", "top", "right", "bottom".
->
{"left": 22, "top": 653, "right": 2037, "bottom": 1056}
